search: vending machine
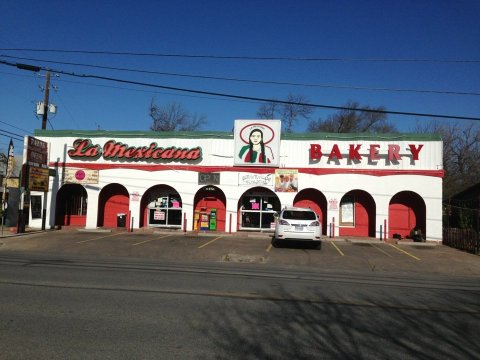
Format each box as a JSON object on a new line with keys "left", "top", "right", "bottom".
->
{"left": 209, "top": 209, "right": 217, "bottom": 231}
{"left": 200, "top": 211, "right": 210, "bottom": 231}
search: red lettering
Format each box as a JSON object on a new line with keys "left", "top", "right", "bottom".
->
{"left": 328, "top": 144, "right": 343, "bottom": 160}
{"left": 68, "top": 139, "right": 100, "bottom": 158}
{"left": 152, "top": 148, "right": 163, "bottom": 159}
{"left": 186, "top": 148, "right": 202, "bottom": 160}
{"left": 161, "top": 147, "right": 175, "bottom": 159}
{"left": 349, "top": 144, "right": 362, "bottom": 160}
{"left": 103, "top": 141, "right": 127, "bottom": 158}
{"left": 144, "top": 143, "right": 157, "bottom": 158}
{"left": 310, "top": 144, "right": 322, "bottom": 160}
{"left": 388, "top": 144, "right": 401, "bottom": 161}
{"left": 408, "top": 144, "right": 423, "bottom": 160}
{"left": 369, "top": 144, "right": 380, "bottom": 161}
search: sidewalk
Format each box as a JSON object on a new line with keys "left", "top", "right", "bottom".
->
{"left": 0, "top": 226, "right": 438, "bottom": 246}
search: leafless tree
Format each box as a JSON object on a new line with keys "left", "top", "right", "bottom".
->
{"left": 149, "top": 100, "right": 207, "bottom": 131}
{"left": 256, "top": 93, "right": 313, "bottom": 133}
{"left": 416, "top": 121, "right": 480, "bottom": 198}
{"left": 307, "top": 101, "right": 397, "bottom": 133}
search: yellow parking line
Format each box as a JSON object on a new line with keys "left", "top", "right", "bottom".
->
{"left": 132, "top": 234, "right": 172, "bottom": 246}
{"left": 266, "top": 244, "right": 273, "bottom": 252}
{"left": 330, "top": 241, "right": 345, "bottom": 256}
{"left": 388, "top": 243, "right": 421, "bottom": 260}
{"left": 76, "top": 232, "right": 122, "bottom": 244}
{"left": 370, "top": 243, "right": 393, "bottom": 257}
{"left": 198, "top": 236, "right": 224, "bottom": 249}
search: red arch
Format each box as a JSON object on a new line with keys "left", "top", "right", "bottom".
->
{"left": 193, "top": 186, "right": 226, "bottom": 231}
{"left": 293, "top": 188, "right": 328, "bottom": 235}
{"left": 339, "top": 190, "right": 376, "bottom": 237}
{"left": 98, "top": 183, "right": 129, "bottom": 228}
{"left": 389, "top": 191, "right": 426, "bottom": 239}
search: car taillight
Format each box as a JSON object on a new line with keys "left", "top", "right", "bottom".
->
{"left": 279, "top": 220, "right": 290, "bottom": 225}
{"left": 309, "top": 221, "right": 320, "bottom": 227}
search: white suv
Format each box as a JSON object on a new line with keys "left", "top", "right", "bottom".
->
{"left": 273, "top": 207, "right": 322, "bottom": 248}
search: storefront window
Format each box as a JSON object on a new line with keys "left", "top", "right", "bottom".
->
{"left": 148, "top": 193, "right": 182, "bottom": 227}
{"left": 240, "top": 195, "right": 280, "bottom": 230}
{"left": 340, "top": 195, "right": 354, "bottom": 226}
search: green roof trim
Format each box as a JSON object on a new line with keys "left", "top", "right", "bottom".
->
{"left": 34, "top": 129, "right": 442, "bottom": 141}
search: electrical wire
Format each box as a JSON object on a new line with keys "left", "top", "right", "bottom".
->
{"left": 2, "top": 48, "right": 480, "bottom": 63}
{"left": 1, "top": 59, "right": 480, "bottom": 121}
{"left": 0, "top": 129, "right": 24, "bottom": 142}
{"left": 1, "top": 54, "right": 479, "bottom": 96}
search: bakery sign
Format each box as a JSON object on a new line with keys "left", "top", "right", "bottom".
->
{"left": 67, "top": 139, "right": 202, "bottom": 162}
{"left": 309, "top": 143, "right": 424, "bottom": 163}
{"left": 64, "top": 168, "right": 99, "bottom": 184}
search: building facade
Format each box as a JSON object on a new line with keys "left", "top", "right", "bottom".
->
{"left": 26, "top": 121, "right": 444, "bottom": 241}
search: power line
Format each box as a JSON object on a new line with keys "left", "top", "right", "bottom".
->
{"left": 0, "top": 129, "right": 24, "bottom": 142}
{"left": 2, "top": 59, "right": 480, "bottom": 122}
{"left": 2, "top": 48, "right": 480, "bottom": 63}
{"left": 0, "top": 119, "right": 31, "bottom": 134}
{"left": 2, "top": 54, "right": 479, "bottom": 96}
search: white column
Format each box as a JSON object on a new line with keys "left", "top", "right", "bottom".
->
{"left": 85, "top": 187, "right": 100, "bottom": 229}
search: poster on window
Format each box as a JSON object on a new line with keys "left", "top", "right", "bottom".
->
{"left": 234, "top": 120, "right": 281, "bottom": 167}
{"left": 153, "top": 211, "right": 165, "bottom": 221}
{"left": 274, "top": 169, "right": 298, "bottom": 192}
{"left": 340, "top": 196, "right": 354, "bottom": 225}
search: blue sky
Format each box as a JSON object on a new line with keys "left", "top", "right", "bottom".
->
{"left": 1, "top": 0, "right": 479, "bottom": 154}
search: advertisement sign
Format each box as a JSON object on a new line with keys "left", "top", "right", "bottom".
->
{"left": 28, "top": 166, "right": 49, "bottom": 192}
{"left": 64, "top": 168, "right": 99, "bottom": 184}
{"left": 234, "top": 120, "right": 281, "bottom": 167}
{"left": 238, "top": 173, "right": 273, "bottom": 186}
{"left": 274, "top": 169, "right": 298, "bottom": 192}
{"left": 27, "top": 136, "right": 48, "bottom": 165}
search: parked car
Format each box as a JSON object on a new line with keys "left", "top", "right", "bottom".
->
{"left": 273, "top": 206, "right": 322, "bottom": 248}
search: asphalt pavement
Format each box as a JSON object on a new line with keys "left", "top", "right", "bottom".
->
{"left": 0, "top": 227, "right": 478, "bottom": 278}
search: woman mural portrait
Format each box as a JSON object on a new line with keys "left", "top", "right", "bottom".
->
{"left": 238, "top": 128, "right": 274, "bottom": 164}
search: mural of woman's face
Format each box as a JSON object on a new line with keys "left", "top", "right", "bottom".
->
{"left": 250, "top": 130, "right": 262, "bottom": 145}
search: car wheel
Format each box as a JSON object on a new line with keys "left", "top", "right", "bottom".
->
{"left": 272, "top": 238, "right": 281, "bottom": 248}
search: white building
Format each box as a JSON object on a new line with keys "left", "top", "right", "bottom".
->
{"left": 26, "top": 120, "right": 443, "bottom": 241}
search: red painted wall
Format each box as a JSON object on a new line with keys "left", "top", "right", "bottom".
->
{"left": 194, "top": 187, "right": 226, "bottom": 231}
{"left": 388, "top": 192, "right": 426, "bottom": 238}
{"left": 63, "top": 215, "right": 86, "bottom": 226}
{"left": 339, "top": 191, "right": 376, "bottom": 237}
{"left": 98, "top": 184, "right": 129, "bottom": 228}
{"left": 389, "top": 204, "right": 416, "bottom": 238}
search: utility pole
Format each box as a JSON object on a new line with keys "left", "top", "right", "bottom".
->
{"left": 41, "top": 70, "right": 51, "bottom": 130}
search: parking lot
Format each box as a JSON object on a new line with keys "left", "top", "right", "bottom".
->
{"left": 1, "top": 229, "right": 479, "bottom": 276}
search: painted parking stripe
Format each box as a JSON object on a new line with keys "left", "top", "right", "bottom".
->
{"left": 198, "top": 236, "right": 224, "bottom": 249}
{"left": 132, "top": 234, "right": 172, "bottom": 246}
{"left": 266, "top": 244, "right": 273, "bottom": 252}
{"left": 76, "top": 232, "right": 123, "bottom": 244}
{"left": 330, "top": 241, "right": 345, "bottom": 256}
{"left": 388, "top": 243, "right": 421, "bottom": 260}
{"left": 369, "top": 243, "right": 393, "bottom": 257}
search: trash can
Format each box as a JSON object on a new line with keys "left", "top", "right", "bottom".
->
{"left": 117, "top": 213, "right": 126, "bottom": 228}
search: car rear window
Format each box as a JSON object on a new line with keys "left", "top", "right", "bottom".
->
{"left": 282, "top": 210, "right": 317, "bottom": 220}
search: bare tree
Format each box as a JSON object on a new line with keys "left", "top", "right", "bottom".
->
{"left": 149, "top": 100, "right": 207, "bottom": 131}
{"left": 416, "top": 121, "right": 480, "bottom": 198}
{"left": 307, "top": 101, "right": 397, "bottom": 133}
{"left": 256, "top": 93, "right": 313, "bottom": 133}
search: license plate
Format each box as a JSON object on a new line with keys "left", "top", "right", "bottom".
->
{"left": 295, "top": 225, "right": 303, "bottom": 231}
